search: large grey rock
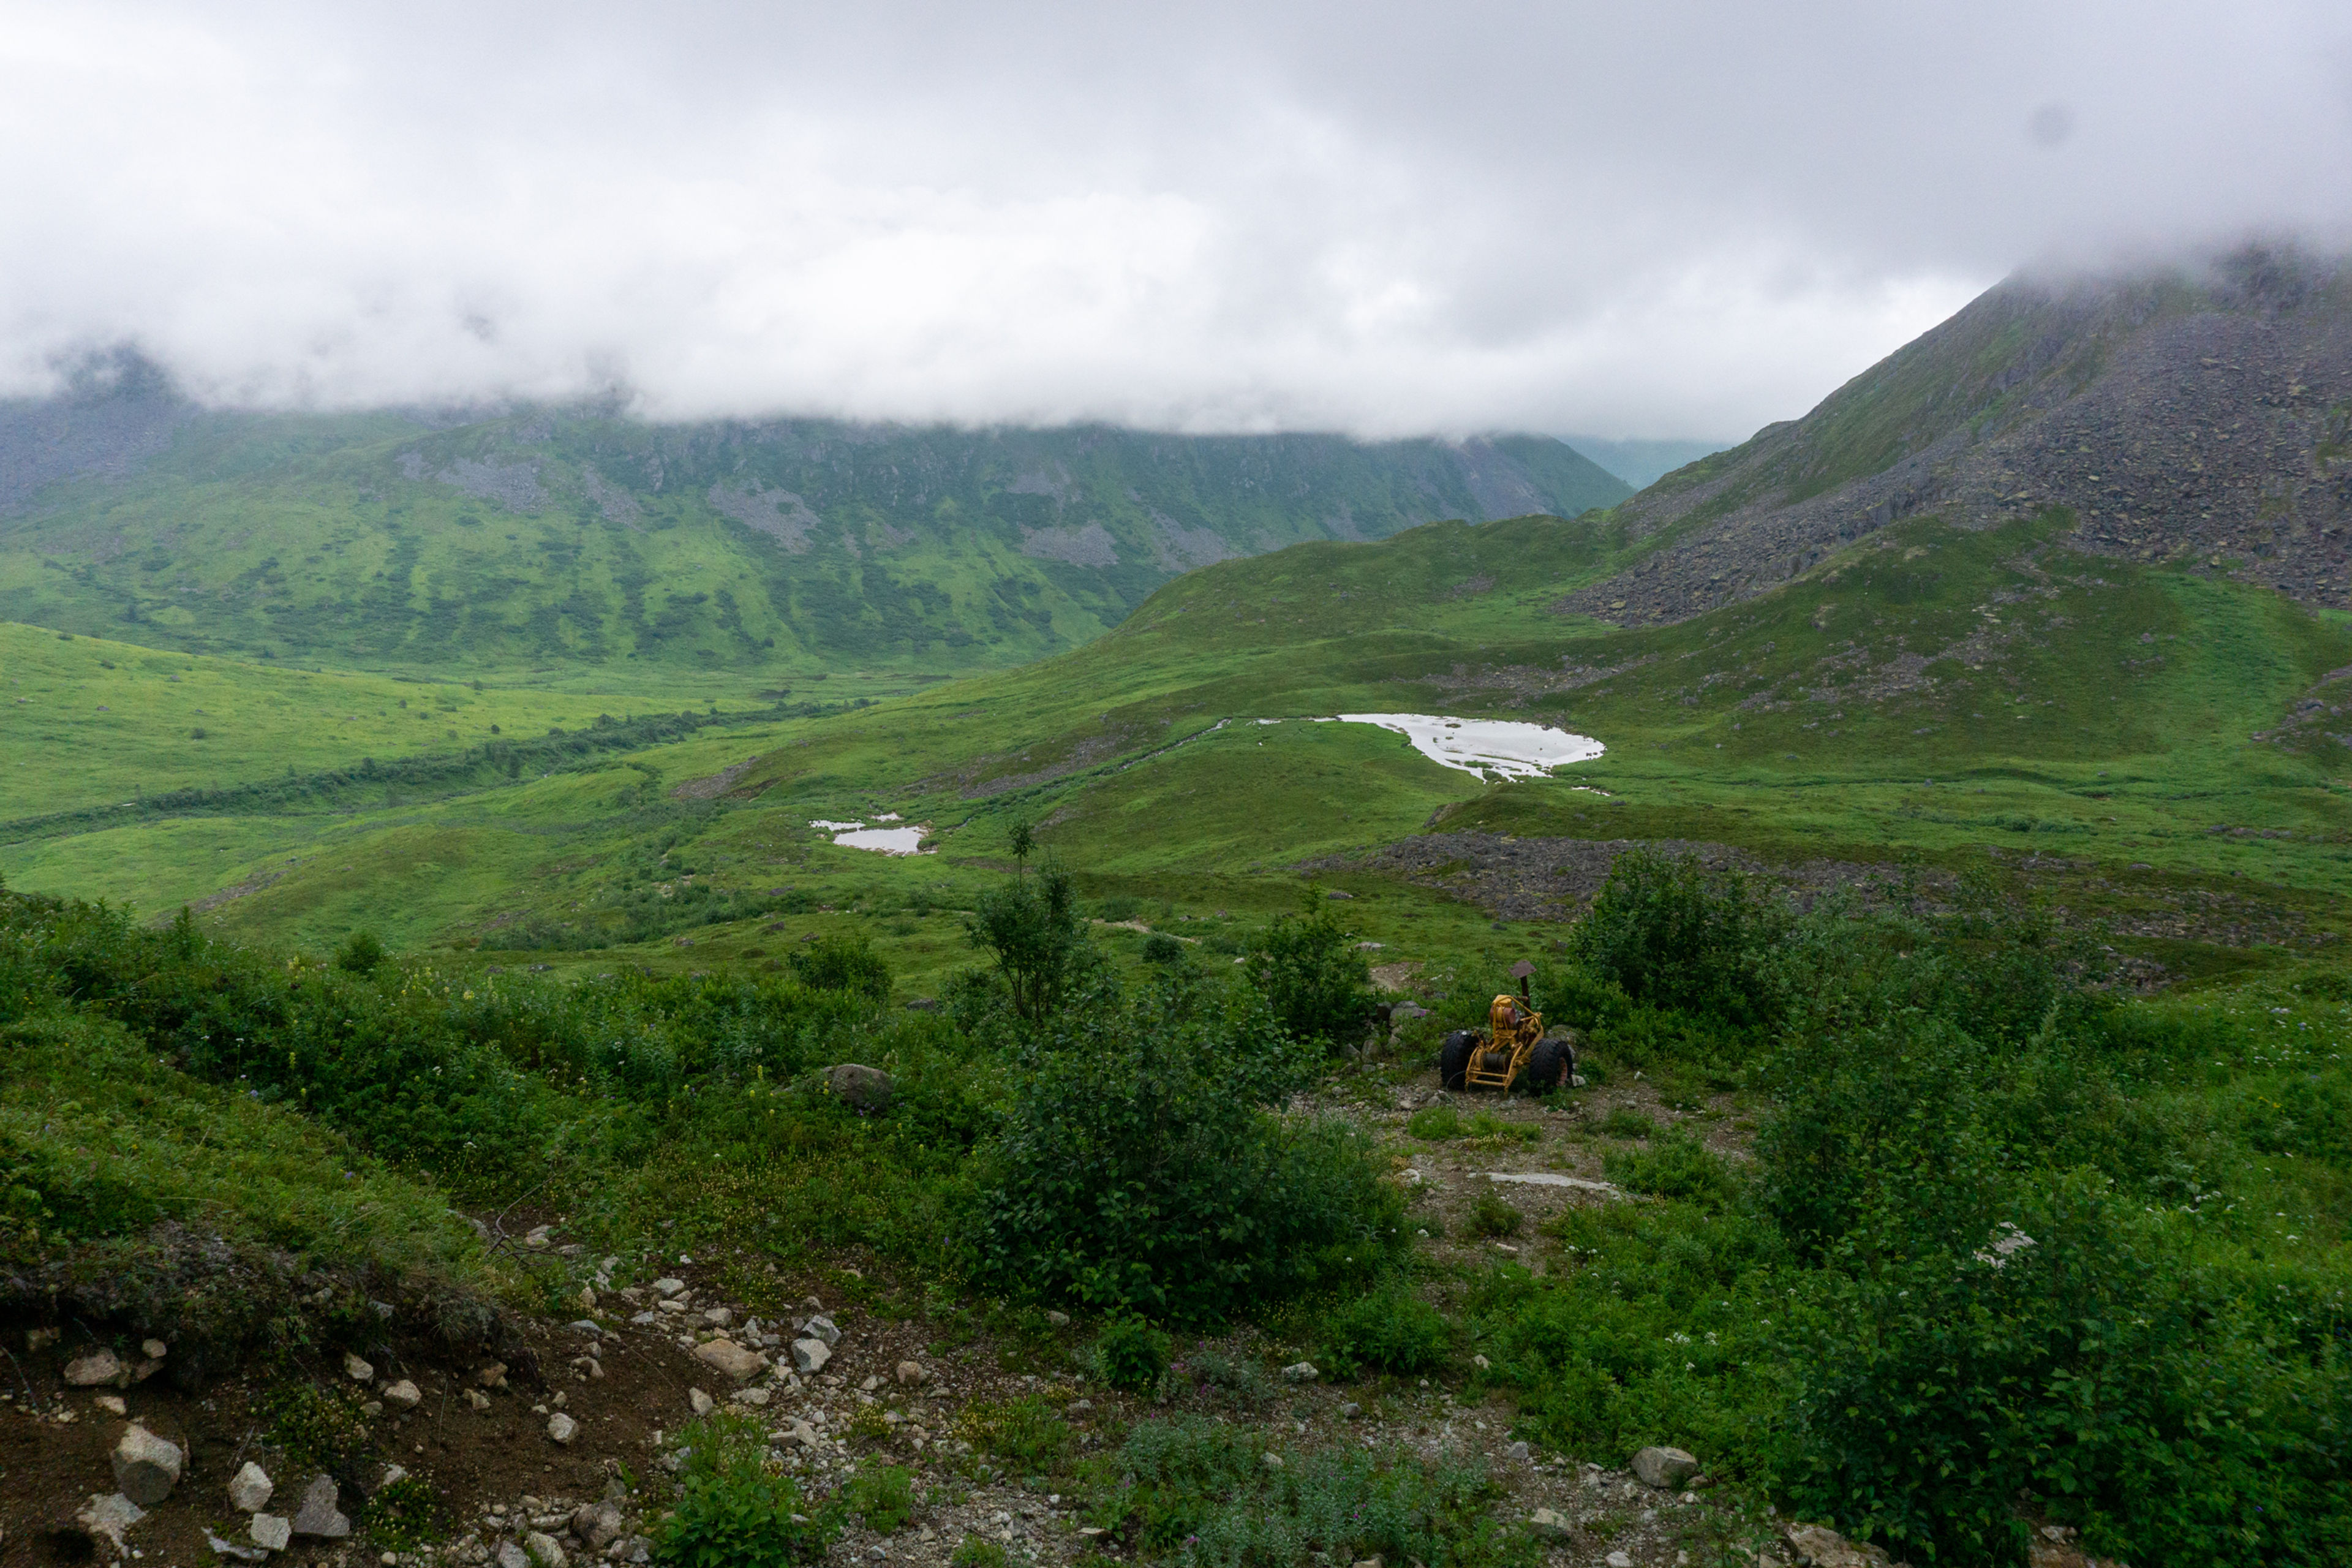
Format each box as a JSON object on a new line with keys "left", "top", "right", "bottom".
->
{"left": 688, "top": 1388, "right": 715, "bottom": 1416}
{"left": 1632, "top": 1444, "right": 1698, "bottom": 1489}
{"left": 692, "top": 1339, "right": 766, "bottom": 1382}
{"left": 525, "top": 1529, "right": 569, "bottom": 1568}
{"left": 1782, "top": 1523, "right": 1897, "bottom": 1567}
{"left": 66, "top": 1348, "right": 126, "bottom": 1387}
{"left": 789, "top": 1337, "right": 831, "bottom": 1375}
{"left": 1280, "top": 1362, "right": 1319, "bottom": 1382}
{"left": 77, "top": 1493, "right": 145, "bottom": 1553}
{"left": 343, "top": 1352, "right": 374, "bottom": 1382}
{"left": 652, "top": 1277, "right": 687, "bottom": 1298}
{"left": 547, "top": 1412, "right": 579, "bottom": 1444}
{"left": 111, "top": 1423, "right": 184, "bottom": 1506}
{"left": 291, "top": 1475, "right": 351, "bottom": 1537}
{"left": 251, "top": 1514, "right": 293, "bottom": 1553}
{"left": 1528, "top": 1508, "right": 1575, "bottom": 1542}
{"left": 497, "top": 1541, "right": 531, "bottom": 1568}
{"left": 229, "top": 1461, "right": 274, "bottom": 1512}
{"left": 572, "top": 1504, "right": 625, "bottom": 1550}
{"left": 780, "top": 1419, "right": 821, "bottom": 1449}
{"left": 825, "top": 1063, "right": 893, "bottom": 1112}
{"left": 382, "top": 1379, "right": 421, "bottom": 1410}
{"left": 800, "top": 1313, "right": 841, "bottom": 1347}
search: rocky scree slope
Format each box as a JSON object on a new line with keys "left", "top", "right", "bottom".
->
{"left": 1564, "top": 247, "right": 2352, "bottom": 626}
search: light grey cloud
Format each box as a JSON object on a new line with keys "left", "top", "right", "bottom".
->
{"left": 2, "top": 0, "right": 2348, "bottom": 439}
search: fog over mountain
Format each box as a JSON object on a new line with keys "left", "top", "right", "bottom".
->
{"left": 5, "top": 1, "right": 2351, "bottom": 439}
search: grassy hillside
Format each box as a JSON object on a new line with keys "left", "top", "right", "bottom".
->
{"left": 0, "top": 390, "right": 1629, "bottom": 681}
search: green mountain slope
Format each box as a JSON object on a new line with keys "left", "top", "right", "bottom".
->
{"left": 0, "top": 374, "right": 1629, "bottom": 679}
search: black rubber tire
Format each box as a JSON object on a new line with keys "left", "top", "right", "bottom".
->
{"left": 1525, "top": 1038, "right": 1576, "bottom": 1095}
{"left": 1438, "top": 1030, "right": 1477, "bottom": 1091}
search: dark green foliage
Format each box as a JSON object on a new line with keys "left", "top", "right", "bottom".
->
{"left": 657, "top": 1415, "right": 836, "bottom": 1568}
{"left": 1243, "top": 900, "right": 1375, "bottom": 1052}
{"left": 1596, "top": 1107, "right": 1654, "bottom": 1140}
{"left": 1567, "top": 850, "right": 1781, "bottom": 1025}
{"left": 1140, "top": 932, "right": 1187, "bottom": 966}
{"left": 965, "top": 864, "right": 1090, "bottom": 1025}
{"left": 1467, "top": 1191, "right": 1522, "bottom": 1238}
{"left": 967, "top": 975, "right": 1400, "bottom": 1322}
{"left": 955, "top": 1395, "right": 1072, "bottom": 1473}
{"left": 1096, "top": 1317, "right": 1172, "bottom": 1393}
{"left": 1317, "top": 1284, "right": 1450, "bottom": 1379}
{"left": 262, "top": 1382, "right": 374, "bottom": 1473}
{"left": 949, "top": 1540, "right": 1008, "bottom": 1568}
{"left": 787, "top": 933, "right": 892, "bottom": 1001}
{"left": 1601, "top": 1133, "right": 1738, "bottom": 1210}
{"left": 837, "top": 1465, "right": 915, "bottom": 1535}
{"left": 334, "top": 928, "right": 388, "bottom": 976}
{"left": 1104, "top": 1417, "right": 1525, "bottom": 1568}
{"left": 365, "top": 1476, "right": 445, "bottom": 1550}
{"left": 1408, "top": 1107, "right": 1539, "bottom": 1144}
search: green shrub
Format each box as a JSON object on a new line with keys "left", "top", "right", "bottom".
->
{"left": 365, "top": 1476, "right": 445, "bottom": 1550}
{"left": 954, "top": 1394, "right": 1071, "bottom": 1474}
{"left": 967, "top": 975, "right": 1400, "bottom": 1322}
{"left": 1602, "top": 1133, "right": 1738, "bottom": 1210}
{"left": 1243, "top": 900, "right": 1375, "bottom": 1052}
{"left": 1096, "top": 1317, "right": 1172, "bottom": 1393}
{"left": 1319, "top": 1284, "right": 1450, "bottom": 1378}
{"left": 1467, "top": 1190, "right": 1523, "bottom": 1238}
{"left": 334, "top": 928, "right": 388, "bottom": 976}
{"left": 1597, "top": 1107, "right": 1654, "bottom": 1140}
{"left": 949, "top": 1539, "right": 1008, "bottom": 1568}
{"left": 657, "top": 1414, "right": 835, "bottom": 1568}
{"left": 786, "top": 933, "right": 891, "bottom": 1001}
{"left": 262, "top": 1382, "right": 374, "bottom": 1473}
{"left": 1183, "top": 1348, "right": 1272, "bottom": 1404}
{"left": 1140, "top": 932, "right": 1187, "bottom": 966}
{"left": 1406, "top": 1104, "right": 1461, "bottom": 1140}
{"left": 1567, "top": 850, "right": 1781, "bottom": 1026}
{"left": 965, "top": 864, "right": 1091, "bottom": 1024}
{"left": 837, "top": 1464, "right": 914, "bottom": 1534}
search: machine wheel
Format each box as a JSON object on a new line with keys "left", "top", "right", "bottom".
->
{"left": 1438, "top": 1030, "right": 1477, "bottom": 1090}
{"left": 1525, "top": 1036, "right": 1577, "bottom": 1095}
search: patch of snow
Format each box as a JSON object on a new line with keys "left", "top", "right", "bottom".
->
{"left": 1333, "top": 714, "right": 1604, "bottom": 780}
{"left": 831, "top": 826, "right": 930, "bottom": 855}
{"left": 809, "top": 819, "right": 864, "bottom": 831}
{"left": 1485, "top": 1172, "right": 1622, "bottom": 1196}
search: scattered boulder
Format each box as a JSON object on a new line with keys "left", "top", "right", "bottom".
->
{"left": 228, "top": 1461, "right": 274, "bottom": 1512}
{"left": 382, "top": 1379, "right": 421, "bottom": 1410}
{"left": 476, "top": 1362, "right": 510, "bottom": 1389}
{"left": 790, "top": 1338, "right": 832, "bottom": 1375}
{"left": 77, "top": 1492, "right": 145, "bottom": 1554}
{"left": 111, "top": 1424, "right": 184, "bottom": 1506}
{"left": 895, "top": 1360, "right": 927, "bottom": 1386}
{"left": 207, "top": 1528, "right": 270, "bottom": 1561}
{"left": 1781, "top": 1523, "right": 1898, "bottom": 1567}
{"left": 577, "top": 1286, "right": 597, "bottom": 1314}
{"left": 251, "top": 1515, "right": 293, "bottom": 1553}
{"left": 703, "top": 1307, "right": 733, "bottom": 1327}
{"left": 1280, "top": 1362, "right": 1319, "bottom": 1382}
{"left": 693, "top": 1339, "right": 766, "bottom": 1382}
{"left": 688, "top": 1389, "right": 716, "bottom": 1417}
{"left": 825, "top": 1063, "right": 894, "bottom": 1113}
{"left": 1632, "top": 1445, "right": 1698, "bottom": 1490}
{"left": 96, "top": 1394, "right": 127, "bottom": 1416}
{"left": 496, "top": 1541, "right": 531, "bottom": 1568}
{"left": 572, "top": 1506, "right": 625, "bottom": 1551}
{"left": 1507, "top": 1440, "right": 1531, "bottom": 1462}
{"left": 343, "top": 1352, "right": 374, "bottom": 1382}
{"left": 1528, "top": 1508, "right": 1575, "bottom": 1543}
{"left": 1044, "top": 1311, "right": 1070, "bottom": 1329}
{"left": 652, "top": 1278, "right": 687, "bottom": 1298}
{"left": 781, "top": 1419, "right": 821, "bottom": 1449}
{"left": 525, "top": 1529, "right": 569, "bottom": 1568}
{"left": 291, "top": 1476, "right": 351, "bottom": 1538}
{"left": 464, "top": 1388, "right": 492, "bottom": 1411}
{"left": 66, "top": 1348, "right": 126, "bottom": 1387}
{"left": 1607, "top": 1553, "right": 1635, "bottom": 1568}
{"left": 548, "top": 1412, "right": 578, "bottom": 1444}
{"left": 800, "top": 1313, "right": 842, "bottom": 1347}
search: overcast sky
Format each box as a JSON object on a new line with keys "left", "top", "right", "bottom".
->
{"left": 4, "top": 1, "right": 2349, "bottom": 440}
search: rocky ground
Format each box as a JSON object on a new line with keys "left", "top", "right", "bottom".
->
{"left": 8, "top": 1054, "right": 2106, "bottom": 1568}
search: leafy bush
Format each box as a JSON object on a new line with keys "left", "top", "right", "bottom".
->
{"left": 1097, "top": 1317, "right": 1173, "bottom": 1393}
{"left": 334, "top": 928, "right": 388, "bottom": 976}
{"left": 965, "top": 864, "right": 1091, "bottom": 1024}
{"left": 949, "top": 1540, "right": 1008, "bottom": 1568}
{"left": 1106, "top": 1417, "right": 1517, "bottom": 1568}
{"left": 1141, "top": 932, "right": 1188, "bottom": 966}
{"left": 1467, "top": 1190, "right": 1523, "bottom": 1238}
{"left": 1597, "top": 1107, "right": 1654, "bottom": 1140}
{"left": 967, "top": 974, "right": 1400, "bottom": 1322}
{"left": 1243, "top": 900, "right": 1375, "bottom": 1052}
{"left": 1319, "top": 1284, "right": 1450, "bottom": 1378}
{"left": 657, "top": 1414, "right": 836, "bottom": 1568}
{"left": 1567, "top": 850, "right": 1781, "bottom": 1025}
{"left": 365, "top": 1476, "right": 445, "bottom": 1550}
{"left": 837, "top": 1464, "right": 914, "bottom": 1534}
{"left": 1601, "top": 1133, "right": 1738, "bottom": 1210}
{"left": 954, "top": 1394, "right": 1072, "bottom": 1474}
{"left": 262, "top": 1381, "right": 374, "bottom": 1473}
{"left": 786, "top": 933, "right": 892, "bottom": 1001}
{"left": 1184, "top": 1348, "right": 1272, "bottom": 1405}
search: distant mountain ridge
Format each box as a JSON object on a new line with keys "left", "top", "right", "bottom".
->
{"left": 0, "top": 362, "right": 1630, "bottom": 674}
{"left": 1561, "top": 246, "right": 2352, "bottom": 624}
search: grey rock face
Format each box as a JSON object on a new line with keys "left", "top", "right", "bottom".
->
{"left": 789, "top": 1337, "right": 832, "bottom": 1375}
{"left": 228, "top": 1461, "right": 274, "bottom": 1512}
{"left": 111, "top": 1424, "right": 184, "bottom": 1506}
{"left": 692, "top": 1339, "right": 766, "bottom": 1382}
{"left": 825, "top": 1063, "right": 893, "bottom": 1112}
{"left": 1632, "top": 1445, "right": 1698, "bottom": 1490}
{"left": 524, "top": 1529, "right": 569, "bottom": 1568}
{"left": 291, "top": 1475, "right": 351, "bottom": 1537}
{"left": 800, "top": 1313, "right": 841, "bottom": 1347}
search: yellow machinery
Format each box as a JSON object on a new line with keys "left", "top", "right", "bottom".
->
{"left": 1465, "top": 990, "right": 1545, "bottom": 1089}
